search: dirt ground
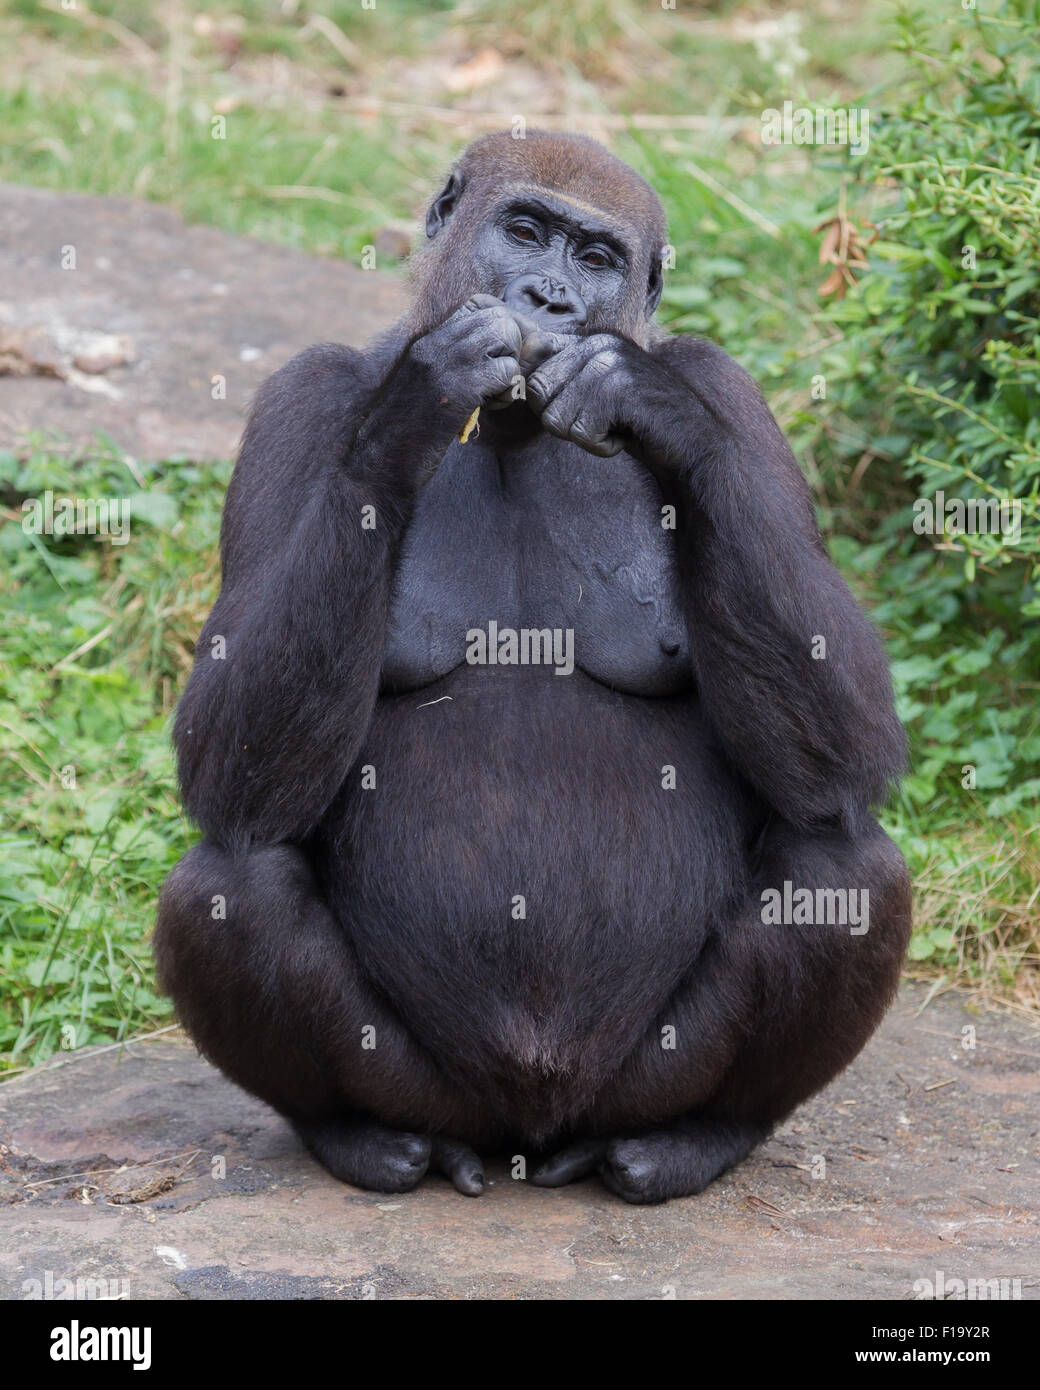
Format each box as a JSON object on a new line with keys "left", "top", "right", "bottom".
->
{"left": 1, "top": 984, "right": 1036, "bottom": 1301}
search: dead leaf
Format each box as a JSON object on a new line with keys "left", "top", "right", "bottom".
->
{"left": 745, "top": 1193, "right": 785, "bottom": 1217}
{"left": 813, "top": 205, "right": 878, "bottom": 300}
{"left": 0, "top": 327, "right": 65, "bottom": 379}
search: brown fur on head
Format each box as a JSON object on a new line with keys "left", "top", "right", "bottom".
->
{"left": 406, "top": 130, "right": 668, "bottom": 346}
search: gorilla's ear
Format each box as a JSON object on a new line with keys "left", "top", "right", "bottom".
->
{"left": 646, "top": 249, "right": 664, "bottom": 316}
{"left": 426, "top": 172, "right": 462, "bottom": 239}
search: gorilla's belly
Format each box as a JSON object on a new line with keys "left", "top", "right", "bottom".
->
{"left": 316, "top": 663, "right": 751, "bottom": 1116}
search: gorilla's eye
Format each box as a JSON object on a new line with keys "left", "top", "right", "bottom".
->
{"left": 507, "top": 221, "right": 540, "bottom": 244}
{"left": 581, "top": 248, "right": 613, "bottom": 269}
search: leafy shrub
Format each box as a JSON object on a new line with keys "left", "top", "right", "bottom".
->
{"left": 812, "top": 0, "right": 1040, "bottom": 825}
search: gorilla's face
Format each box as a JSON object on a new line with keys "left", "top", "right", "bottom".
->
{"left": 424, "top": 174, "right": 656, "bottom": 339}
{"left": 471, "top": 192, "right": 631, "bottom": 335}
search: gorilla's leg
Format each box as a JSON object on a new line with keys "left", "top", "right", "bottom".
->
{"left": 534, "top": 821, "right": 911, "bottom": 1204}
{"left": 155, "top": 842, "right": 483, "bottom": 1195}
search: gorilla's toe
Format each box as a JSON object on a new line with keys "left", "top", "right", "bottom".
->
{"left": 295, "top": 1117, "right": 432, "bottom": 1193}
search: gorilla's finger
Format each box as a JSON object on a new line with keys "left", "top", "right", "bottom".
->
{"left": 525, "top": 341, "right": 593, "bottom": 410}
{"left": 539, "top": 375, "right": 598, "bottom": 441}
{"left": 486, "top": 354, "right": 522, "bottom": 395}
{"left": 462, "top": 293, "right": 507, "bottom": 312}
{"left": 543, "top": 357, "right": 627, "bottom": 456}
{"left": 517, "top": 329, "right": 561, "bottom": 375}
{"left": 530, "top": 1139, "right": 606, "bottom": 1187}
{"left": 480, "top": 312, "right": 525, "bottom": 360}
{"left": 572, "top": 425, "right": 625, "bottom": 458}
{"left": 430, "top": 1136, "right": 485, "bottom": 1197}
{"left": 453, "top": 296, "right": 525, "bottom": 359}
{"left": 506, "top": 310, "right": 567, "bottom": 375}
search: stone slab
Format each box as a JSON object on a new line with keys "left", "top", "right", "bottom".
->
{"left": 1, "top": 985, "right": 1037, "bottom": 1301}
{"left": 0, "top": 184, "right": 407, "bottom": 461}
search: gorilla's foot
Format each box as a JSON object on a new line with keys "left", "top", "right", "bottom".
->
{"left": 531, "top": 1117, "right": 765, "bottom": 1205}
{"left": 295, "top": 1117, "right": 430, "bottom": 1193}
{"left": 294, "top": 1117, "right": 484, "bottom": 1196}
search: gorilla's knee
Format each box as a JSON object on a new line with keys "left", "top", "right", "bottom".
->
{"left": 158, "top": 841, "right": 228, "bottom": 916}
{"left": 154, "top": 843, "right": 223, "bottom": 1006}
{"left": 861, "top": 826, "right": 912, "bottom": 922}
{"left": 154, "top": 841, "right": 281, "bottom": 994}
{"left": 856, "top": 827, "right": 913, "bottom": 992}
{"left": 762, "top": 821, "right": 910, "bottom": 935}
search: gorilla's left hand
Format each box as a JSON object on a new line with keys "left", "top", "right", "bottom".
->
{"left": 525, "top": 334, "right": 653, "bottom": 458}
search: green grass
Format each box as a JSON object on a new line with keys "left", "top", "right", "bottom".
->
{"left": 0, "top": 441, "right": 227, "bottom": 1069}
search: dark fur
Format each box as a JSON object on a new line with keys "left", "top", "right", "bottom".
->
{"left": 155, "top": 132, "right": 911, "bottom": 1204}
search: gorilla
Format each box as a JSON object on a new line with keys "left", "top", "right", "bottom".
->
{"left": 155, "top": 131, "right": 911, "bottom": 1204}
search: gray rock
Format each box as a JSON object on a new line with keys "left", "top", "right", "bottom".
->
{"left": 0, "top": 184, "right": 407, "bottom": 461}
{"left": 1, "top": 985, "right": 1037, "bottom": 1300}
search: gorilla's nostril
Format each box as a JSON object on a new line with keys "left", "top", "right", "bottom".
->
{"left": 504, "top": 272, "right": 586, "bottom": 324}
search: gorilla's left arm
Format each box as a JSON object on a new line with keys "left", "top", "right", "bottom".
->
{"left": 526, "top": 333, "right": 906, "bottom": 831}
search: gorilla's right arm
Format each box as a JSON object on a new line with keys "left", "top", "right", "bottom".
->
{"left": 174, "top": 299, "right": 523, "bottom": 849}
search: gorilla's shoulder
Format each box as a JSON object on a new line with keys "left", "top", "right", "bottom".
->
{"left": 648, "top": 332, "right": 770, "bottom": 414}
{"left": 251, "top": 341, "right": 380, "bottom": 411}
{"left": 231, "top": 341, "right": 391, "bottom": 491}
{"left": 650, "top": 332, "right": 748, "bottom": 381}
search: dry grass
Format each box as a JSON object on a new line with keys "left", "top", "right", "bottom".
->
{"left": 907, "top": 819, "right": 1040, "bottom": 1017}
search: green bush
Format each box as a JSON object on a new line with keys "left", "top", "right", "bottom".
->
{"left": 813, "top": 0, "right": 1040, "bottom": 825}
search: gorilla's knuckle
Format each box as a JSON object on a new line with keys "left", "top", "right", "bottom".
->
{"left": 541, "top": 402, "right": 568, "bottom": 433}
{"left": 588, "top": 348, "right": 623, "bottom": 377}
{"left": 467, "top": 313, "right": 520, "bottom": 354}
{"left": 488, "top": 358, "right": 520, "bottom": 392}
{"left": 485, "top": 329, "right": 522, "bottom": 359}
{"left": 525, "top": 370, "right": 549, "bottom": 402}
{"left": 589, "top": 436, "right": 620, "bottom": 458}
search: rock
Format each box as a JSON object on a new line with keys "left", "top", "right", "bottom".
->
{"left": 1, "top": 985, "right": 1037, "bottom": 1300}
{"left": 71, "top": 332, "right": 135, "bottom": 374}
{"left": 0, "top": 184, "right": 407, "bottom": 461}
{"left": 0, "top": 325, "right": 65, "bottom": 380}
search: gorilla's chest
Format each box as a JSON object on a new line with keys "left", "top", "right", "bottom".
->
{"left": 381, "top": 437, "right": 693, "bottom": 696}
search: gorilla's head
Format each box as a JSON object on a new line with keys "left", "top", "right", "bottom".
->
{"left": 407, "top": 131, "right": 668, "bottom": 347}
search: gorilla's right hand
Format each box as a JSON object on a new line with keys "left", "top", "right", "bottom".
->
{"left": 407, "top": 294, "right": 525, "bottom": 417}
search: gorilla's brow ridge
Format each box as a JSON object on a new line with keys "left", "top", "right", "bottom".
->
{"left": 497, "top": 185, "right": 631, "bottom": 257}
